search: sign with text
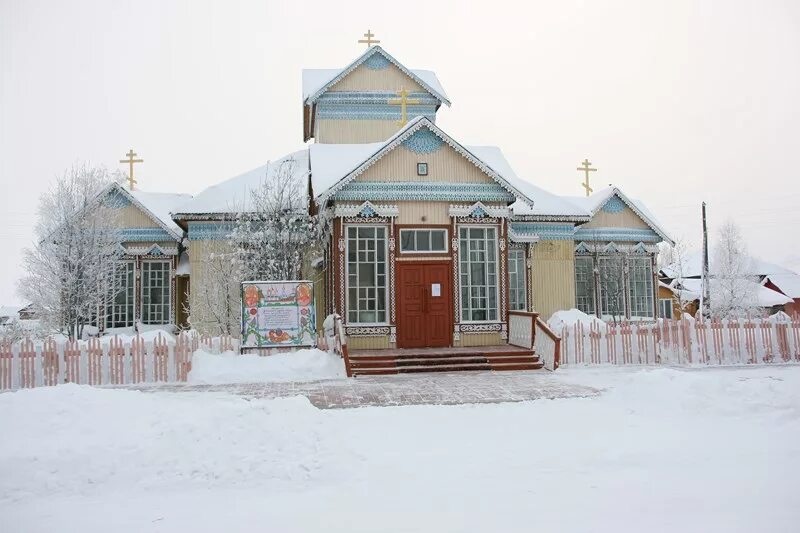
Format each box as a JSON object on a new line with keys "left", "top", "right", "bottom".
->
{"left": 241, "top": 281, "right": 316, "bottom": 349}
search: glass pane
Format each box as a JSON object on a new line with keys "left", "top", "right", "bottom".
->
{"left": 417, "top": 231, "right": 430, "bottom": 251}
{"left": 400, "top": 231, "right": 414, "bottom": 251}
{"left": 431, "top": 230, "right": 445, "bottom": 251}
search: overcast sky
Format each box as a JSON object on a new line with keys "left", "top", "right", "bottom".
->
{"left": 1, "top": 0, "right": 799, "bottom": 305}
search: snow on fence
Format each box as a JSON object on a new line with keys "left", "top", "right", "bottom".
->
{"left": 559, "top": 314, "right": 800, "bottom": 366}
{"left": 0, "top": 332, "right": 239, "bottom": 391}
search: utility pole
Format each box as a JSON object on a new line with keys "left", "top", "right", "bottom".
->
{"left": 701, "top": 202, "right": 711, "bottom": 318}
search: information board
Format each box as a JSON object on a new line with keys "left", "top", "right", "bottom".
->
{"left": 241, "top": 281, "right": 316, "bottom": 349}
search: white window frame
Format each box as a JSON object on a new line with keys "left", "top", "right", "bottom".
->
{"left": 141, "top": 260, "right": 172, "bottom": 325}
{"left": 345, "top": 224, "right": 389, "bottom": 325}
{"left": 659, "top": 298, "right": 673, "bottom": 319}
{"left": 508, "top": 247, "right": 527, "bottom": 311}
{"left": 574, "top": 256, "right": 596, "bottom": 316}
{"left": 398, "top": 228, "right": 449, "bottom": 254}
{"left": 628, "top": 256, "right": 654, "bottom": 318}
{"left": 598, "top": 255, "right": 626, "bottom": 318}
{"left": 458, "top": 224, "right": 500, "bottom": 323}
{"left": 106, "top": 261, "right": 135, "bottom": 329}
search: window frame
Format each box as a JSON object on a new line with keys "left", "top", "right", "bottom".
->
{"left": 508, "top": 247, "right": 527, "bottom": 311}
{"left": 398, "top": 228, "right": 449, "bottom": 254}
{"left": 574, "top": 255, "right": 596, "bottom": 316}
{"left": 628, "top": 256, "right": 655, "bottom": 318}
{"left": 106, "top": 261, "right": 135, "bottom": 329}
{"left": 416, "top": 162, "right": 428, "bottom": 176}
{"left": 345, "top": 224, "right": 389, "bottom": 325}
{"left": 458, "top": 224, "right": 500, "bottom": 323}
{"left": 141, "top": 260, "right": 172, "bottom": 325}
{"left": 658, "top": 298, "right": 673, "bottom": 319}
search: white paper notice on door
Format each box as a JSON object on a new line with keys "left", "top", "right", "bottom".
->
{"left": 431, "top": 283, "right": 441, "bottom": 297}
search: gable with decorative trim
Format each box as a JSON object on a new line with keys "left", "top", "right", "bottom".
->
{"left": 582, "top": 195, "right": 650, "bottom": 231}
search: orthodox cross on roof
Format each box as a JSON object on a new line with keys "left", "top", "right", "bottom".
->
{"left": 577, "top": 158, "right": 596, "bottom": 197}
{"left": 388, "top": 87, "right": 420, "bottom": 127}
{"left": 120, "top": 149, "right": 144, "bottom": 191}
{"left": 358, "top": 29, "right": 380, "bottom": 47}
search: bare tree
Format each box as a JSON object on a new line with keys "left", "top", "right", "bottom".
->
{"left": 661, "top": 237, "right": 696, "bottom": 316}
{"left": 710, "top": 220, "right": 759, "bottom": 318}
{"left": 229, "top": 157, "right": 315, "bottom": 281}
{"left": 190, "top": 248, "right": 241, "bottom": 335}
{"left": 18, "top": 165, "right": 123, "bottom": 339}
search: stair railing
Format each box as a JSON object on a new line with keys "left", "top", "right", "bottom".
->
{"left": 534, "top": 316, "right": 562, "bottom": 371}
{"left": 508, "top": 310, "right": 538, "bottom": 349}
{"left": 333, "top": 314, "right": 353, "bottom": 377}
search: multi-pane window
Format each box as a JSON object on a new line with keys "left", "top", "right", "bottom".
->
{"left": 508, "top": 248, "right": 527, "bottom": 311}
{"left": 575, "top": 256, "right": 595, "bottom": 315}
{"left": 659, "top": 298, "right": 673, "bottom": 319}
{"left": 459, "top": 226, "right": 498, "bottom": 321}
{"left": 629, "top": 257, "right": 654, "bottom": 317}
{"left": 399, "top": 229, "right": 447, "bottom": 253}
{"left": 347, "top": 226, "right": 387, "bottom": 323}
{"left": 106, "top": 262, "right": 134, "bottom": 328}
{"left": 598, "top": 256, "right": 626, "bottom": 319}
{"left": 141, "top": 261, "right": 171, "bottom": 325}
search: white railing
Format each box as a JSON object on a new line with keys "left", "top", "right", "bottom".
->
{"left": 508, "top": 311, "right": 537, "bottom": 349}
{"left": 534, "top": 316, "right": 562, "bottom": 371}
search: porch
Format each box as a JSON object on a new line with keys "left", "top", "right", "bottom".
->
{"left": 335, "top": 311, "right": 562, "bottom": 376}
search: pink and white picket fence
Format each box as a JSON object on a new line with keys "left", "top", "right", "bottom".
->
{"left": 559, "top": 314, "right": 800, "bottom": 366}
{"left": 0, "top": 332, "right": 239, "bottom": 391}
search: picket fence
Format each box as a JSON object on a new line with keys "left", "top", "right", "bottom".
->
{"left": 0, "top": 332, "right": 238, "bottom": 391}
{"left": 559, "top": 314, "right": 800, "bottom": 366}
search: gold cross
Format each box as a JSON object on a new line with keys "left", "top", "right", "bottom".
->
{"left": 577, "top": 158, "right": 597, "bottom": 197}
{"left": 358, "top": 29, "right": 380, "bottom": 47}
{"left": 388, "top": 87, "right": 420, "bottom": 127}
{"left": 119, "top": 149, "right": 143, "bottom": 191}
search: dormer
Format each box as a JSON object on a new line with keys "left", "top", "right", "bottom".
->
{"left": 302, "top": 46, "right": 450, "bottom": 144}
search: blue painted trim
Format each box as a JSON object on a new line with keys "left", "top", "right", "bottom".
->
{"left": 333, "top": 182, "right": 515, "bottom": 203}
{"left": 602, "top": 196, "right": 625, "bottom": 213}
{"left": 105, "top": 189, "right": 131, "bottom": 208}
{"left": 316, "top": 92, "right": 439, "bottom": 121}
{"left": 510, "top": 223, "right": 575, "bottom": 241}
{"left": 574, "top": 227, "right": 661, "bottom": 242}
{"left": 317, "top": 92, "right": 439, "bottom": 105}
{"left": 402, "top": 128, "right": 444, "bottom": 154}
{"left": 363, "top": 54, "right": 391, "bottom": 70}
{"left": 120, "top": 228, "right": 175, "bottom": 242}
{"left": 188, "top": 222, "right": 237, "bottom": 241}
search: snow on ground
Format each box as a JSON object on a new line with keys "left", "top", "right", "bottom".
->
{"left": 188, "top": 348, "right": 346, "bottom": 384}
{"left": 548, "top": 308, "right": 608, "bottom": 332}
{"left": 2, "top": 366, "right": 799, "bottom": 532}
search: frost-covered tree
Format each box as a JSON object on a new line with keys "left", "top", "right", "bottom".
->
{"left": 710, "top": 221, "right": 759, "bottom": 318}
{"left": 18, "top": 165, "right": 123, "bottom": 339}
{"left": 661, "top": 237, "right": 696, "bottom": 316}
{"left": 229, "top": 157, "right": 315, "bottom": 281}
{"left": 191, "top": 246, "right": 241, "bottom": 335}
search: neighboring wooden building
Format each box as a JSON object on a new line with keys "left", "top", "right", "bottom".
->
{"left": 762, "top": 274, "right": 800, "bottom": 315}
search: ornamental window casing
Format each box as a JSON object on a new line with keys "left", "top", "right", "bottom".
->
{"left": 399, "top": 228, "right": 448, "bottom": 253}
{"left": 346, "top": 225, "right": 389, "bottom": 324}
{"left": 628, "top": 256, "right": 655, "bottom": 318}
{"left": 458, "top": 226, "right": 499, "bottom": 322}
{"left": 508, "top": 248, "right": 527, "bottom": 311}
{"left": 141, "top": 260, "right": 171, "bottom": 325}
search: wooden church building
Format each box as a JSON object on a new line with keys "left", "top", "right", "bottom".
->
{"left": 165, "top": 44, "right": 672, "bottom": 351}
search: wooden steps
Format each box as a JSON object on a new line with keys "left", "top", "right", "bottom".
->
{"left": 348, "top": 345, "right": 543, "bottom": 376}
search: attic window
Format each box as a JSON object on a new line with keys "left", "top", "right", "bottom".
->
{"left": 417, "top": 162, "right": 428, "bottom": 176}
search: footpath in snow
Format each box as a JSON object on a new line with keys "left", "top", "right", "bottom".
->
{"left": 1, "top": 365, "right": 799, "bottom": 532}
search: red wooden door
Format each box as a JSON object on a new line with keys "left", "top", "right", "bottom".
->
{"left": 397, "top": 262, "right": 451, "bottom": 348}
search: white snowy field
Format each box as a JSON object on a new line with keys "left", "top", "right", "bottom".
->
{"left": 1, "top": 366, "right": 799, "bottom": 533}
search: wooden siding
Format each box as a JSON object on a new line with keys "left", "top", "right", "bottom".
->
{"left": 531, "top": 240, "right": 576, "bottom": 320}
{"left": 348, "top": 336, "right": 391, "bottom": 350}
{"left": 329, "top": 62, "right": 424, "bottom": 93}
{"left": 118, "top": 205, "right": 160, "bottom": 228}
{"left": 454, "top": 332, "right": 502, "bottom": 347}
{"left": 583, "top": 204, "right": 650, "bottom": 230}
{"left": 317, "top": 119, "right": 402, "bottom": 144}
{"left": 355, "top": 143, "right": 495, "bottom": 184}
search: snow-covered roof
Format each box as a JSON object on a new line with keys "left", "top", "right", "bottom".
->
{"left": 662, "top": 250, "right": 796, "bottom": 279}
{"left": 173, "top": 150, "right": 310, "bottom": 219}
{"left": 565, "top": 187, "right": 673, "bottom": 245}
{"left": 311, "top": 116, "right": 532, "bottom": 207}
{"left": 302, "top": 46, "right": 450, "bottom": 105}
{"left": 128, "top": 189, "right": 192, "bottom": 235}
{"left": 677, "top": 278, "right": 792, "bottom": 308}
{"left": 762, "top": 273, "right": 800, "bottom": 299}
